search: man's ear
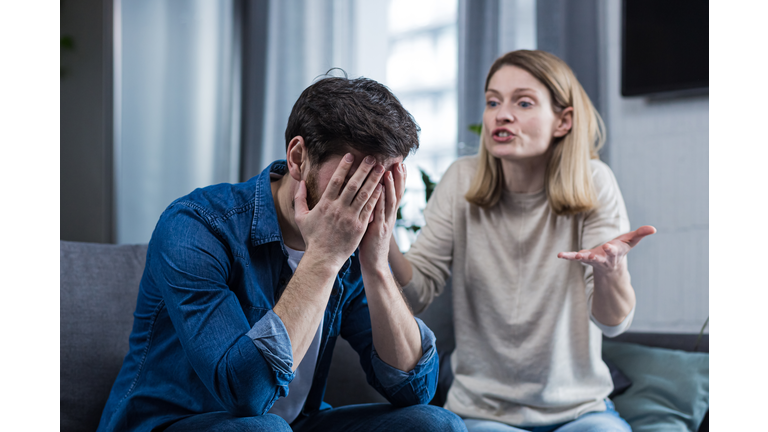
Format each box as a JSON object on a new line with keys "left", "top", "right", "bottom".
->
{"left": 553, "top": 107, "right": 574, "bottom": 138}
{"left": 286, "top": 136, "right": 309, "bottom": 181}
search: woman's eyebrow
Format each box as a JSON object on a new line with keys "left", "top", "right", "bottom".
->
{"left": 486, "top": 87, "right": 537, "bottom": 96}
{"left": 512, "top": 88, "right": 537, "bottom": 96}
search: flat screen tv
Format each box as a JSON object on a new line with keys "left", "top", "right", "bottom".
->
{"left": 621, "top": 0, "right": 708, "bottom": 97}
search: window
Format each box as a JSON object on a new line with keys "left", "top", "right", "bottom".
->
{"left": 385, "top": 0, "right": 458, "bottom": 250}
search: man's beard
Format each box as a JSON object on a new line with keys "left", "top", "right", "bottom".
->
{"left": 292, "top": 168, "right": 321, "bottom": 211}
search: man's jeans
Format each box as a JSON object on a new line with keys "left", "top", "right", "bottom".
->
{"left": 164, "top": 403, "right": 467, "bottom": 432}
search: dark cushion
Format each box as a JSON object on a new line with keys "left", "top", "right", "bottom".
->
{"left": 324, "top": 337, "right": 388, "bottom": 406}
{"left": 60, "top": 241, "right": 147, "bottom": 432}
{"left": 607, "top": 332, "right": 709, "bottom": 353}
{"left": 605, "top": 357, "right": 632, "bottom": 398}
{"left": 602, "top": 341, "right": 709, "bottom": 432}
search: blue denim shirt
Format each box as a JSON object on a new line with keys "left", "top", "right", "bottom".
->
{"left": 97, "top": 161, "right": 439, "bottom": 432}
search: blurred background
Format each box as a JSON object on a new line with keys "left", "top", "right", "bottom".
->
{"left": 60, "top": 0, "right": 708, "bottom": 333}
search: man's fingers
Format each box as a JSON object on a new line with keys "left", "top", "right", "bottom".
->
{"left": 360, "top": 184, "right": 383, "bottom": 223}
{"left": 374, "top": 184, "right": 387, "bottom": 224}
{"left": 323, "top": 153, "right": 355, "bottom": 200}
{"left": 393, "top": 163, "right": 406, "bottom": 202}
{"left": 351, "top": 163, "right": 386, "bottom": 213}
{"left": 384, "top": 171, "right": 398, "bottom": 222}
{"left": 294, "top": 180, "right": 309, "bottom": 215}
{"left": 339, "top": 156, "right": 376, "bottom": 206}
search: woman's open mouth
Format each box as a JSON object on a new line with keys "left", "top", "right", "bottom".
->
{"left": 492, "top": 128, "right": 515, "bottom": 143}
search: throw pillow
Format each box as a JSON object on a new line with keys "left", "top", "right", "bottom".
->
{"left": 602, "top": 341, "right": 709, "bottom": 432}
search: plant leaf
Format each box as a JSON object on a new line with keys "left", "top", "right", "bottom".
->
{"left": 419, "top": 168, "right": 436, "bottom": 203}
{"left": 468, "top": 123, "right": 482, "bottom": 136}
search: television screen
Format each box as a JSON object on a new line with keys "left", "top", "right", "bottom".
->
{"left": 622, "top": 0, "right": 709, "bottom": 97}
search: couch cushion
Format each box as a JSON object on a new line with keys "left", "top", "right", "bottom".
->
{"left": 324, "top": 337, "right": 389, "bottom": 406}
{"left": 602, "top": 341, "right": 709, "bottom": 432}
{"left": 60, "top": 241, "right": 148, "bottom": 432}
{"left": 607, "top": 332, "right": 709, "bottom": 353}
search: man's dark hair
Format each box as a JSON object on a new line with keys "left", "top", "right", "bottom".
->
{"left": 285, "top": 74, "right": 420, "bottom": 165}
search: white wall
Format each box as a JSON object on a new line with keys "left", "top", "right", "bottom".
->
{"left": 599, "top": 0, "right": 709, "bottom": 333}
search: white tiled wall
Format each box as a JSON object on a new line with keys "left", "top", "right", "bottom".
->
{"left": 599, "top": 0, "right": 709, "bottom": 333}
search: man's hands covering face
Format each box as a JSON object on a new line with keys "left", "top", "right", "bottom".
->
{"left": 294, "top": 153, "right": 393, "bottom": 271}
{"left": 358, "top": 161, "right": 406, "bottom": 273}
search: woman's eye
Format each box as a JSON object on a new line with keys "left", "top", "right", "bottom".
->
{"left": 519, "top": 101, "right": 532, "bottom": 108}
{"left": 486, "top": 101, "right": 499, "bottom": 108}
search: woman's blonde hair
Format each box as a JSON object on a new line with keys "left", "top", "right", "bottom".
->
{"left": 465, "top": 50, "right": 605, "bottom": 215}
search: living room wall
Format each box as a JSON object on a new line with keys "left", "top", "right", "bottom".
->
{"left": 597, "top": 0, "right": 709, "bottom": 333}
{"left": 534, "top": 0, "right": 708, "bottom": 333}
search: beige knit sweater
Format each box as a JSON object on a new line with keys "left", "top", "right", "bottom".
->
{"left": 402, "top": 156, "right": 631, "bottom": 426}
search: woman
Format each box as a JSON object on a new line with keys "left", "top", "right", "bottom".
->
{"left": 387, "top": 50, "right": 655, "bottom": 431}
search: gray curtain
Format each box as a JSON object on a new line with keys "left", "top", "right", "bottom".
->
{"left": 115, "top": 0, "right": 241, "bottom": 244}
{"left": 457, "top": 0, "right": 537, "bottom": 156}
{"left": 240, "top": 0, "right": 388, "bottom": 180}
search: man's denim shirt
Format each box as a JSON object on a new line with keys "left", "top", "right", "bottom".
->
{"left": 97, "top": 161, "right": 439, "bottom": 432}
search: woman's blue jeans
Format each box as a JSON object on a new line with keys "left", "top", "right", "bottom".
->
{"left": 462, "top": 400, "right": 631, "bottom": 432}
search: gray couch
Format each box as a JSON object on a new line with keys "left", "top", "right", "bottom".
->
{"left": 61, "top": 240, "right": 708, "bottom": 431}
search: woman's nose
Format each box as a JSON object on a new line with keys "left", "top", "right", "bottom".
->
{"left": 495, "top": 103, "right": 514, "bottom": 123}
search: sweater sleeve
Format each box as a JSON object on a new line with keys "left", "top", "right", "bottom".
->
{"left": 401, "top": 161, "right": 462, "bottom": 314}
{"left": 581, "top": 161, "right": 633, "bottom": 336}
{"left": 591, "top": 304, "right": 635, "bottom": 337}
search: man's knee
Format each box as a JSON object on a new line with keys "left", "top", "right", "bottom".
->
{"left": 405, "top": 405, "right": 467, "bottom": 432}
{"left": 166, "top": 412, "right": 291, "bottom": 432}
{"left": 241, "top": 413, "right": 293, "bottom": 432}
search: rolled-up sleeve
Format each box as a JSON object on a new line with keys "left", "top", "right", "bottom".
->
{"left": 246, "top": 310, "right": 295, "bottom": 390}
{"left": 370, "top": 317, "right": 437, "bottom": 395}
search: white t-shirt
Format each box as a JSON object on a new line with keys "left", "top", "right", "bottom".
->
{"left": 267, "top": 245, "right": 323, "bottom": 424}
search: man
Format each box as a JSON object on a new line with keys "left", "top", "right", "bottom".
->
{"left": 96, "top": 76, "right": 465, "bottom": 432}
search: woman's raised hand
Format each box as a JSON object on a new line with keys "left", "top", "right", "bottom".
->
{"left": 557, "top": 226, "right": 656, "bottom": 273}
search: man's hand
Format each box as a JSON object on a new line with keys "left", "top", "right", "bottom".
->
{"left": 359, "top": 162, "right": 406, "bottom": 272}
{"left": 277, "top": 153, "right": 385, "bottom": 369}
{"left": 294, "top": 153, "right": 386, "bottom": 269}
{"left": 356, "top": 162, "right": 422, "bottom": 372}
